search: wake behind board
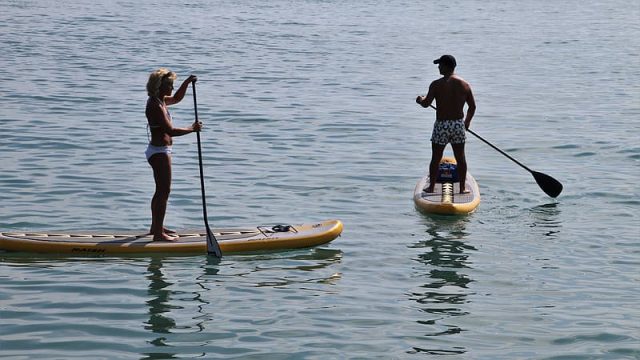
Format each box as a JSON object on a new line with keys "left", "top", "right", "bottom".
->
{"left": 0, "top": 219, "right": 343, "bottom": 255}
{"left": 413, "top": 157, "right": 480, "bottom": 215}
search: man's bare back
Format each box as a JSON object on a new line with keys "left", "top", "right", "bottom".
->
{"left": 430, "top": 75, "right": 472, "bottom": 121}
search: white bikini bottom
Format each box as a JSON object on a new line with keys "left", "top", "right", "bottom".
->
{"left": 145, "top": 144, "right": 172, "bottom": 161}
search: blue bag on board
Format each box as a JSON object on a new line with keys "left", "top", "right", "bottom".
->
{"left": 437, "top": 162, "right": 459, "bottom": 183}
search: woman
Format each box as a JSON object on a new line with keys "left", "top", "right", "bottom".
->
{"left": 145, "top": 68, "right": 201, "bottom": 241}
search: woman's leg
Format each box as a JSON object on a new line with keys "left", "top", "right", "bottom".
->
{"left": 149, "top": 153, "right": 176, "bottom": 241}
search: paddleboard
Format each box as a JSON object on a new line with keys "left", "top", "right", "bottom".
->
{"left": 413, "top": 157, "right": 480, "bottom": 215}
{"left": 0, "top": 219, "right": 343, "bottom": 255}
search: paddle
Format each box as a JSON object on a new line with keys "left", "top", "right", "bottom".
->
{"left": 426, "top": 104, "right": 563, "bottom": 197}
{"left": 192, "top": 80, "right": 222, "bottom": 258}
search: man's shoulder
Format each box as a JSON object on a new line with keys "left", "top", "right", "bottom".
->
{"left": 430, "top": 77, "right": 447, "bottom": 87}
{"left": 447, "top": 74, "right": 463, "bottom": 82}
{"left": 431, "top": 75, "right": 470, "bottom": 88}
{"left": 452, "top": 75, "right": 471, "bottom": 86}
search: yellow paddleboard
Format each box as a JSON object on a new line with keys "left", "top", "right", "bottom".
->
{"left": 0, "top": 219, "right": 343, "bottom": 255}
{"left": 414, "top": 157, "right": 480, "bottom": 215}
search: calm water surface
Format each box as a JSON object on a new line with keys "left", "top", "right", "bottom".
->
{"left": 1, "top": 0, "right": 639, "bottom": 359}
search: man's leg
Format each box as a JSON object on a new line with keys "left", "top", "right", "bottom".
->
{"left": 426, "top": 142, "right": 446, "bottom": 192}
{"left": 452, "top": 143, "right": 469, "bottom": 193}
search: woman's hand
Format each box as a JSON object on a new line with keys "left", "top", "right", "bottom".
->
{"left": 186, "top": 75, "right": 198, "bottom": 84}
{"left": 192, "top": 121, "right": 203, "bottom": 132}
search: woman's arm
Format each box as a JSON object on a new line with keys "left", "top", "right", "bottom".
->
{"left": 165, "top": 75, "right": 197, "bottom": 106}
{"left": 168, "top": 123, "right": 200, "bottom": 137}
{"left": 148, "top": 100, "right": 201, "bottom": 137}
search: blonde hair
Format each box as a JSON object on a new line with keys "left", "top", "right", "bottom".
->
{"left": 146, "top": 68, "right": 177, "bottom": 97}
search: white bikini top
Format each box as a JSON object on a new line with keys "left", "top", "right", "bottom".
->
{"left": 148, "top": 97, "right": 173, "bottom": 128}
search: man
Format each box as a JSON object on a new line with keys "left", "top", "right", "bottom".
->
{"left": 416, "top": 54, "right": 476, "bottom": 194}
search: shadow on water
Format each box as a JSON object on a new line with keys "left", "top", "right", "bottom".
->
{"left": 407, "top": 215, "right": 476, "bottom": 356}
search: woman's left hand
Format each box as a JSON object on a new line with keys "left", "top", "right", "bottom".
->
{"left": 192, "top": 121, "right": 203, "bottom": 132}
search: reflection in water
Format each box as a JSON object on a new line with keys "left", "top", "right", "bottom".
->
{"left": 219, "top": 248, "right": 344, "bottom": 289}
{"left": 142, "top": 256, "right": 220, "bottom": 360}
{"left": 408, "top": 216, "right": 476, "bottom": 355}
{"left": 140, "top": 249, "right": 342, "bottom": 359}
{"left": 528, "top": 202, "right": 562, "bottom": 238}
{"left": 142, "top": 257, "right": 179, "bottom": 360}
{"left": 249, "top": 248, "right": 344, "bottom": 288}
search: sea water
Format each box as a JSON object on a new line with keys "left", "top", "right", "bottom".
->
{"left": 1, "top": 0, "right": 638, "bottom": 358}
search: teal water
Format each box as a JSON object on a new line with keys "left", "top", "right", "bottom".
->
{"left": 1, "top": 0, "right": 639, "bottom": 359}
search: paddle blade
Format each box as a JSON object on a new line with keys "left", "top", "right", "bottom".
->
{"left": 532, "top": 171, "right": 563, "bottom": 198}
{"left": 206, "top": 227, "right": 222, "bottom": 258}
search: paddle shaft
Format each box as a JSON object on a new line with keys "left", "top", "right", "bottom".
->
{"left": 426, "top": 104, "right": 533, "bottom": 173}
{"left": 425, "top": 103, "right": 562, "bottom": 197}
{"left": 466, "top": 129, "right": 535, "bottom": 173}
{"left": 192, "top": 81, "right": 222, "bottom": 257}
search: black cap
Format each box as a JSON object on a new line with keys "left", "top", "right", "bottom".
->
{"left": 433, "top": 55, "right": 456, "bottom": 68}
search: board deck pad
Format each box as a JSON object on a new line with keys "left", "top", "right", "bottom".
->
{"left": 419, "top": 183, "right": 475, "bottom": 203}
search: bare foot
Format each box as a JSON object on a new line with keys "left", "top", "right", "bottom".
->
{"left": 152, "top": 233, "right": 179, "bottom": 242}
{"left": 459, "top": 187, "right": 471, "bottom": 194}
{"left": 147, "top": 227, "right": 177, "bottom": 235}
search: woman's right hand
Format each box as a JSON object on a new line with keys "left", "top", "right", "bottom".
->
{"left": 186, "top": 75, "right": 198, "bottom": 84}
{"left": 192, "top": 121, "right": 203, "bottom": 132}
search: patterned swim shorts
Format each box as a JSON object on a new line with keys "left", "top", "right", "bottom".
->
{"left": 430, "top": 119, "right": 466, "bottom": 145}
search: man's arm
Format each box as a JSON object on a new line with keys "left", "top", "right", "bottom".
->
{"left": 416, "top": 81, "right": 436, "bottom": 108}
{"left": 464, "top": 86, "right": 476, "bottom": 129}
